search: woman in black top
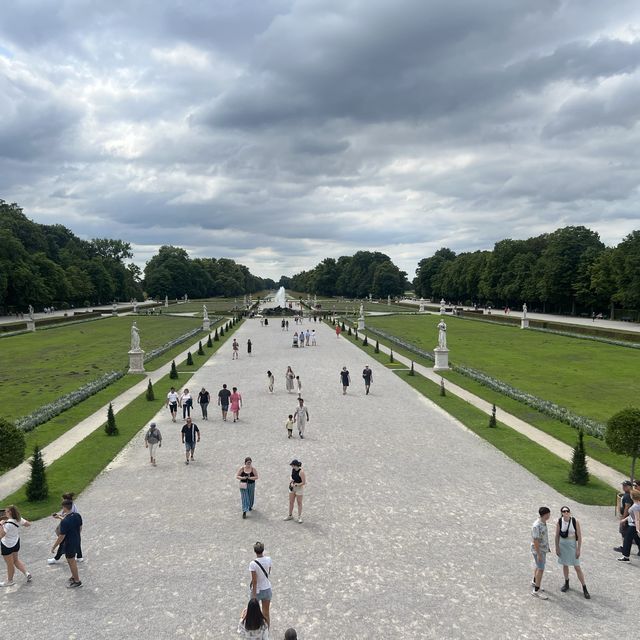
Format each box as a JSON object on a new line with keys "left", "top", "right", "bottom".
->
{"left": 284, "top": 459, "right": 306, "bottom": 524}
{"left": 236, "top": 457, "right": 258, "bottom": 519}
{"left": 340, "top": 367, "right": 351, "bottom": 395}
{"left": 197, "top": 388, "right": 210, "bottom": 420}
{"left": 247, "top": 339, "right": 252, "bottom": 356}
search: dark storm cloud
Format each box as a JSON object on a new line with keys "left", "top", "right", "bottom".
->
{"left": 1, "top": 0, "right": 640, "bottom": 279}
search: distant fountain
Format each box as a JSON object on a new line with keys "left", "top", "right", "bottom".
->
{"left": 275, "top": 287, "right": 286, "bottom": 307}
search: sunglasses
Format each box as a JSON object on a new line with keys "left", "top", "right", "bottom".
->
{"left": 561, "top": 509, "right": 570, "bottom": 513}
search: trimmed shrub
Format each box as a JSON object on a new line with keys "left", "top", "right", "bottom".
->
{"left": 389, "top": 349, "right": 394, "bottom": 363}
{"left": 220, "top": 326, "right": 225, "bottom": 336}
{"left": 569, "top": 429, "right": 589, "bottom": 485}
{"left": 207, "top": 334, "right": 213, "bottom": 348}
{"left": 170, "top": 360, "right": 178, "bottom": 379}
{"left": 375, "top": 340, "right": 379, "bottom": 353}
{"left": 348, "top": 326, "right": 352, "bottom": 336}
{"left": 440, "top": 378, "right": 446, "bottom": 397}
{"left": 214, "top": 328, "right": 219, "bottom": 341}
{"left": 197, "top": 341, "right": 205, "bottom": 355}
{"left": 105, "top": 402, "right": 119, "bottom": 436}
{"left": 26, "top": 445, "right": 48, "bottom": 502}
{"left": 146, "top": 379, "right": 155, "bottom": 401}
{"left": 488, "top": 404, "right": 497, "bottom": 427}
{"left": 0, "top": 418, "right": 26, "bottom": 472}
{"left": 363, "top": 335, "right": 368, "bottom": 347}
{"left": 409, "top": 361, "right": 415, "bottom": 376}
{"left": 341, "top": 322, "right": 346, "bottom": 331}
{"left": 186, "top": 351, "right": 194, "bottom": 365}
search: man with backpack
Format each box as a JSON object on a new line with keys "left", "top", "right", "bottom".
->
{"left": 144, "top": 422, "right": 162, "bottom": 466}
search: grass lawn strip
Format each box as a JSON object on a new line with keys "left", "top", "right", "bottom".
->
{"left": 5, "top": 320, "right": 243, "bottom": 520}
{"left": 333, "top": 324, "right": 615, "bottom": 505}
{"left": 17, "top": 318, "right": 228, "bottom": 457}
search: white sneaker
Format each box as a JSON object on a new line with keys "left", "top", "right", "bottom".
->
{"left": 47, "top": 558, "right": 59, "bottom": 565}
{"left": 283, "top": 515, "right": 293, "bottom": 521}
{"left": 297, "top": 517, "right": 303, "bottom": 523}
{"left": 77, "top": 558, "right": 84, "bottom": 563}
{"left": 26, "top": 573, "right": 32, "bottom": 582}
{"left": 0, "top": 580, "right": 15, "bottom": 587}
{"left": 531, "top": 590, "right": 548, "bottom": 600}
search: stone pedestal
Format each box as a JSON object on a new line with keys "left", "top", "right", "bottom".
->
{"left": 26, "top": 320, "right": 36, "bottom": 332}
{"left": 433, "top": 347, "right": 450, "bottom": 371}
{"left": 419, "top": 303, "right": 425, "bottom": 313}
{"left": 203, "top": 319, "right": 211, "bottom": 332}
{"left": 112, "top": 310, "right": 118, "bottom": 317}
{"left": 358, "top": 317, "right": 365, "bottom": 331}
{"left": 128, "top": 349, "right": 145, "bottom": 373}
{"left": 520, "top": 318, "right": 529, "bottom": 329}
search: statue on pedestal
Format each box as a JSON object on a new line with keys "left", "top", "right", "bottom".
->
{"left": 437, "top": 319, "right": 447, "bottom": 349}
{"left": 203, "top": 305, "right": 209, "bottom": 321}
{"left": 522, "top": 303, "right": 528, "bottom": 319}
{"left": 132, "top": 298, "right": 138, "bottom": 314}
{"left": 131, "top": 322, "right": 141, "bottom": 351}
{"left": 359, "top": 303, "right": 364, "bottom": 318}
{"left": 28, "top": 304, "right": 34, "bottom": 321}
{"left": 164, "top": 295, "right": 169, "bottom": 307}
{"left": 387, "top": 294, "right": 391, "bottom": 305}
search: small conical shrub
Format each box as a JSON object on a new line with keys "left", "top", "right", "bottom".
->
{"left": 363, "top": 335, "right": 368, "bottom": 347}
{"left": 198, "top": 341, "right": 205, "bottom": 355}
{"left": 26, "top": 445, "right": 48, "bottom": 502}
{"left": 488, "top": 404, "right": 497, "bottom": 427}
{"left": 440, "top": 378, "right": 446, "bottom": 396}
{"left": 214, "top": 328, "right": 219, "bottom": 341}
{"left": 170, "top": 360, "right": 179, "bottom": 379}
{"left": 341, "top": 322, "right": 346, "bottom": 331}
{"left": 146, "top": 379, "right": 155, "bottom": 401}
{"left": 186, "top": 351, "right": 194, "bottom": 365}
{"left": 389, "top": 349, "right": 394, "bottom": 363}
{"left": 207, "top": 334, "right": 213, "bottom": 348}
{"left": 569, "top": 429, "right": 589, "bottom": 485}
{"left": 220, "top": 325, "right": 225, "bottom": 336}
{"left": 409, "top": 361, "right": 415, "bottom": 376}
{"left": 375, "top": 340, "right": 379, "bottom": 353}
{"left": 105, "top": 402, "right": 119, "bottom": 436}
{"left": 354, "top": 329, "right": 358, "bottom": 340}
{"left": 348, "top": 326, "right": 352, "bottom": 336}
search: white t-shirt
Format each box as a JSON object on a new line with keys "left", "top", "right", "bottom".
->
{"left": 167, "top": 391, "right": 179, "bottom": 404}
{"left": 249, "top": 556, "right": 272, "bottom": 592}
{"left": 1, "top": 518, "right": 26, "bottom": 548}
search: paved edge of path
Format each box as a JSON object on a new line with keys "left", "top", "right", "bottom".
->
{"left": 0, "top": 323, "right": 230, "bottom": 501}
{"left": 350, "top": 322, "right": 626, "bottom": 490}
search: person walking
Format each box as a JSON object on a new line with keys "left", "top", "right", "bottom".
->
{"left": 50, "top": 499, "right": 83, "bottom": 588}
{"left": 144, "top": 422, "right": 162, "bottom": 467}
{"left": 311, "top": 329, "right": 316, "bottom": 346}
{"left": 249, "top": 542, "right": 272, "bottom": 626}
{"left": 555, "top": 507, "right": 590, "bottom": 598}
{"left": 231, "top": 387, "right": 243, "bottom": 422}
{"left": 281, "top": 319, "right": 286, "bottom": 331}
{"left": 335, "top": 324, "right": 341, "bottom": 338}
{"left": 285, "top": 320, "right": 289, "bottom": 331}
{"left": 340, "top": 366, "right": 351, "bottom": 395}
{"left": 298, "top": 330, "right": 304, "bottom": 348}
{"left": 197, "top": 387, "right": 210, "bottom": 420}
{"left": 237, "top": 598, "right": 269, "bottom": 639}
{"left": 236, "top": 457, "right": 258, "bottom": 519}
{"left": 293, "top": 398, "right": 309, "bottom": 439}
{"left": 181, "top": 416, "right": 200, "bottom": 464}
{"left": 614, "top": 480, "right": 640, "bottom": 554}
{"left": 232, "top": 338, "right": 240, "bottom": 360}
{"left": 305, "top": 329, "right": 310, "bottom": 346}
{"left": 362, "top": 365, "right": 373, "bottom": 395}
{"left": 218, "top": 384, "right": 231, "bottom": 421}
{"left": 284, "top": 459, "right": 306, "bottom": 523}
{"left": 166, "top": 386, "right": 180, "bottom": 422}
{"left": 0, "top": 505, "right": 32, "bottom": 587}
{"left": 285, "top": 414, "right": 294, "bottom": 439}
{"left": 180, "top": 388, "right": 193, "bottom": 419}
{"left": 295, "top": 376, "right": 302, "bottom": 396}
{"left": 48, "top": 493, "right": 83, "bottom": 564}
{"left": 247, "top": 339, "right": 253, "bottom": 356}
{"left": 531, "top": 506, "right": 551, "bottom": 599}
{"left": 292, "top": 332, "right": 299, "bottom": 348}
{"left": 618, "top": 489, "right": 640, "bottom": 562}
{"left": 285, "top": 367, "right": 295, "bottom": 393}
{"left": 267, "top": 371, "right": 275, "bottom": 393}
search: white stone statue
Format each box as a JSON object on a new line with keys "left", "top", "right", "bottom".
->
{"left": 437, "top": 319, "right": 447, "bottom": 349}
{"left": 131, "top": 322, "right": 141, "bottom": 351}
{"left": 522, "top": 302, "right": 528, "bottom": 319}
{"left": 203, "top": 304, "right": 209, "bottom": 321}
{"left": 387, "top": 294, "right": 391, "bottom": 305}
{"left": 132, "top": 298, "right": 138, "bottom": 313}
{"left": 359, "top": 303, "right": 364, "bottom": 318}
{"left": 112, "top": 300, "right": 118, "bottom": 312}
{"left": 28, "top": 304, "right": 34, "bottom": 321}
{"left": 164, "top": 295, "right": 169, "bottom": 307}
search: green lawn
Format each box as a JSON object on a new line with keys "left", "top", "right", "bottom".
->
{"left": 164, "top": 296, "right": 247, "bottom": 315}
{"left": 335, "top": 325, "right": 615, "bottom": 504}
{"left": 0, "top": 315, "right": 202, "bottom": 421}
{"left": 7, "top": 321, "right": 243, "bottom": 521}
{"left": 366, "top": 314, "right": 640, "bottom": 423}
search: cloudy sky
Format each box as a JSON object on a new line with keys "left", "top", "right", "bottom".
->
{"left": 2, "top": 1, "right": 640, "bottom": 279}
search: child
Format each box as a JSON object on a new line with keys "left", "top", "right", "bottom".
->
{"left": 285, "top": 414, "right": 294, "bottom": 439}
{"left": 296, "top": 376, "right": 302, "bottom": 396}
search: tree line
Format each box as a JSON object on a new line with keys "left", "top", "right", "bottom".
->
{"left": 0, "top": 202, "right": 274, "bottom": 312}
{"left": 282, "top": 251, "right": 408, "bottom": 298}
{"left": 414, "top": 226, "right": 640, "bottom": 316}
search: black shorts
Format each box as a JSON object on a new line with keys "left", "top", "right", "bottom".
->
{"left": 65, "top": 546, "right": 80, "bottom": 559}
{"left": 220, "top": 404, "right": 229, "bottom": 411}
{"left": 1, "top": 540, "right": 19, "bottom": 556}
{"left": 169, "top": 402, "right": 178, "bottom": 412}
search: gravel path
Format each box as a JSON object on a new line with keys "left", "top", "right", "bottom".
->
{"left": 1, "top": 318, "right": 636, "bottom": 639}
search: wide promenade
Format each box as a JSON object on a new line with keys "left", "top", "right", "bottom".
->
{"left": 1, "top": 318, "right": 636, "bottom": 638}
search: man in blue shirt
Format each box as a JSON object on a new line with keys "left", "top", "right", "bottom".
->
{"left": 51, "top": 499, "right": 83, "bottom": 588}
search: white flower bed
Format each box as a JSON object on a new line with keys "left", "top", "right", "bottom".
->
{"left": 364, "top": 326, "right": 606, "bottom": 439}
{"left": 15, "top": 370, "right": 125, "bottom": 432}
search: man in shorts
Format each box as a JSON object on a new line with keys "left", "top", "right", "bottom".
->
{"left": 166, "top": 386, "right": 180, "bottom": 422}
{"left": 531, "top": 506, "right": 551, "bottom": 599}
{"left": 51, "top": 499, "right": 83, "bottom": 588}
{"left": 218, "top": 384, "right": 231, "bottom": 421}
{"left": 249, "top": 541, "right": 272, "bottom": 625}
{"left": 181, "top": 417, "right": 200, "bottom": 465}
{"left": 362, "top": 365, "right": 373, "bottom": 395}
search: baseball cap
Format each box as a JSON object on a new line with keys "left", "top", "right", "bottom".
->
{"left": 290, "top": 459, "right": 302, "bottom": 467}
{"left": 622, "top": 480, "right": 632, "bottom": 486}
